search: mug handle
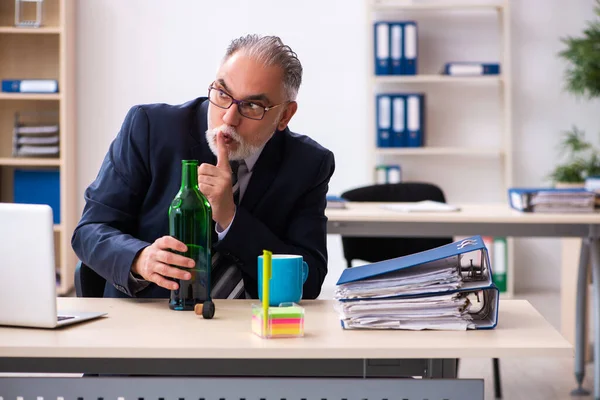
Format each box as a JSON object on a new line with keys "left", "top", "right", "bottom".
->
{"left": 302, "top": 261, "right": 309, "bottom": 283}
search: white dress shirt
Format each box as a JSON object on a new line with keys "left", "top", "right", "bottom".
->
{"left": 215, "top": 144, "right": 265, "bottom": 240}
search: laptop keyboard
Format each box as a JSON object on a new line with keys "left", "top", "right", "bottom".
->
{"left": 57, "top": 315, "right": 75, "bottom": 321}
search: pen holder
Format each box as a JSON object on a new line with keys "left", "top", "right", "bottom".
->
{"left": 251, "top": 302, "right": 305, "bottom": 339}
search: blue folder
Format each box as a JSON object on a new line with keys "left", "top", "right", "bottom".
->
{"left": 374, "top": 22, "right": 391, "bottom": 75}
{"left": 391, "top": 95, "right": 406, "bottom": 147}
{"left": 403, "top": 21, "right": 418, "bottom": 75}
{"left": 336, "top": 235, "right": 499, "bottom": 329}
{"left": 390, "top": 22, "right": 404, "bottom": 75}
{"left": 2, "top": 79, "right": 59, "bottom": 93}
{"left": 405, "top": 93, "right": 424, "bottom": 147}
{"left": 376, "top": 94, "right": 392, "bottom": 147}
{"left": 443, "top": 62, "right": 500, "bottom": 76}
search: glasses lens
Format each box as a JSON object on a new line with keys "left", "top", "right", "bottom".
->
{"left": 209, "top": 88, "right": 232, "bottom": 109}
{"left": 238, "top": 101, "right": 265, "bottom": 120}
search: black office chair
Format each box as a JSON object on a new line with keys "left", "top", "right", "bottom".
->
{"left": 340, "top": 182, "right": 502, "bottom": 399}
{"left": 340, "top": 182, "right": 453, "bottom": 268}
{"left": 74, "top": 260, "right": 107, "bottom": 297}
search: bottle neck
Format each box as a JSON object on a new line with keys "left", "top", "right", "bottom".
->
{"left": 180, "top": 161, "right": 199, "bottom": 190}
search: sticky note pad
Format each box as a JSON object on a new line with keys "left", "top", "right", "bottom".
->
{"left": 251, "top": 303, "right": 304, "bottom": 338}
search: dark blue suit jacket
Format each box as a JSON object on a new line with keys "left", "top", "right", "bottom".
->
{"left": 72, "top": 97, "right": 335, "bottom": 299}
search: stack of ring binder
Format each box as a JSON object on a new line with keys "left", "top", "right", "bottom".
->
{"left": 334, "top": 235, "right": 499, "bottom": 331}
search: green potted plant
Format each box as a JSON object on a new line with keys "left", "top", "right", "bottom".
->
{"left": 549, "top": 127, "right": 600, "bottom": 188}
{"left": 551, "top": 2, "right": 600, "bottom": 187}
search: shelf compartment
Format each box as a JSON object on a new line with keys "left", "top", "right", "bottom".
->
{"left": 0, "top": 0, "right": 60, "bottom": 28}
{"left": 0, "top": 100, "right": 59, "bottom": 158}
{"left": 0, "top": 34, "right": 59, "bottom": 80}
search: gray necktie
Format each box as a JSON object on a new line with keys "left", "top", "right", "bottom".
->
{"left": 210, "top": 160, "right": 246, "bottom": 299}
{"left": 230, "top": 160, "right": 242, "bottom": 205}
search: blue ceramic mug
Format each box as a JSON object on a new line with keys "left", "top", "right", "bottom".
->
{"left": 257, "top": 254, "right": 309, "bottom": 306}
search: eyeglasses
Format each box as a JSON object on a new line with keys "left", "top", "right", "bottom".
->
{"left": 208, "top": 85, "right": 287, "bottom": 121}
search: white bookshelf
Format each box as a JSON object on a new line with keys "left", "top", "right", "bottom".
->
{"left": 0, "top": 0, "right": 77, "bottom": 295}
{"left": 366, "top": 0, "right": 514, "bottom": 297}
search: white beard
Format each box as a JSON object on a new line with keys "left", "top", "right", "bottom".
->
{"left": 205, "top": 123, "right": 261, "bottom": 161}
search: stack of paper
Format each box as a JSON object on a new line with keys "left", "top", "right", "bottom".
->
{"left": 252, "top": 304, "right": 305, "bottom": 338}
{"left": 335, "top": 256, "right": 462, "bottom": 299}
{"left": 531, "top": 190, "right": 595, "bottom": 212}
{"left": 326, "top": 195, "right": 347, "bottom": 209}
{"left": 335, "top": 294, "right": 473, "bottom": 330}
{"left": 509, "top": 188, "right": 596, "bottom": 213}
{"left": 334, "top": 236, "right": 499, "bottom": 331}
{"left": 13, "top": 124, "right": 60, "bottom": 158}
{"left": 380, "top": 200, "right": 460, "bottom": 213}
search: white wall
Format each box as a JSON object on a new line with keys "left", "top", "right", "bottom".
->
{"left": 77, "top": 0, "right": 600, "bottom": 295}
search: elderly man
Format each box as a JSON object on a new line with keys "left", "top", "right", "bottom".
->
{"left": 72, "top": 34, "right": 335, "bottom": 300}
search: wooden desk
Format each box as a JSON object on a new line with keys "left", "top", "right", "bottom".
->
{"left": 0, "top": 299, "right": 571, "bottom": 400}
{"left": 0, "top": 298, "right": 570, "bottom": 362}
{"left": 326, "top": 202, "right": 600, "bottom": 397}
{"left": 326, "top": 202, "right": 600, "bottom": 237}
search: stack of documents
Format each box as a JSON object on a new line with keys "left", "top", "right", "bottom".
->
{"left": 13, "top": 124, "right": 60, "bottom": 157}
{"left": 380, "top": 200, "right": 460, "bottom": 213}
{"left": 509, "top": 188, "right": 596, "bottom": 213}
{"left": 326, "top": 195, "right": 347, "bottom": 209}
{"left": 334, "top": 236, "right": 499, "bottom": 331}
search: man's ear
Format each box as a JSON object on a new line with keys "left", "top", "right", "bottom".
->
{"left": 276, "top": 101, "right": 298, "bottom": 131}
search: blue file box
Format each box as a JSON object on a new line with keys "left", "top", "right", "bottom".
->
{"left": 13, "top": 169, "right": 60, "bottom": 224}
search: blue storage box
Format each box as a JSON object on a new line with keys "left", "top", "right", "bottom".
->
{"left": 13, "top": 169, "right": 60, "bottom": 224}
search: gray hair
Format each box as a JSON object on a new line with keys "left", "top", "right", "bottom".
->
{"left": 223, "top": 34, "right": 302, "bottom": 101}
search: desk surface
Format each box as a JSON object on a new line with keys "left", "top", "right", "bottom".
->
{"left": 326, "top": 202, "right": 600, "bottom": 224}
{"left": 0, "top": 299, "right": 571, "bottom": 360}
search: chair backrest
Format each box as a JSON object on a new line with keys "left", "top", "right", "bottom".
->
{"left": 74, "top": 260, "right": 107, "bottom": 297}
{"left": 340, "top": 182, "right": 453, "bottom": 267}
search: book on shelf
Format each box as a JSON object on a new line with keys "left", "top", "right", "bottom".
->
{"left": 375, "top": 164, "right": 402, "bottom": 184}
{"left": 2, "top": 79, "right": 59, "bottom": 93}
{"left": 374, "top": 21, "right": 418, "bottom": 76}
{"left": 376, "top": 93, "right": 424, "bottom": 148}
{"left": 442, "top": 62, "right": 501, "bottom": 76}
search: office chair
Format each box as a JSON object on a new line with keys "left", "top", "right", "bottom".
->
{"left": 340, "top": 182, "right": 502, "bottom": 399}
{"left": 74, "top": 260, "right": 107, "bottom": 297}
{"left": 340, "top": 182, "right": 453, "bottom": 268}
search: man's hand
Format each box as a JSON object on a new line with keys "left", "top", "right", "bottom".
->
{"left": 198, "top": 131, "right": 236, "bottom": 228}
{"left": 131, "top": 236, "right": 194, "bottom": 290}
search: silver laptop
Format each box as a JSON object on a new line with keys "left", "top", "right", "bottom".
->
{"left": 0, "top": 203, "right": 106, "bottom": 328}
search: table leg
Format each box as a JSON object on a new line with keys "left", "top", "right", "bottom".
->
{"left": 426, "top": 358, "right": 457, "bottom": 378}
{"left": 591, "top": 239, "right": 600, "bottom": 400}
{"left": 572, "top": 238, "right": 591, "bottom": 396}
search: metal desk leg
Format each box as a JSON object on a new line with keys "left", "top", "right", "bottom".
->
{"left": 591, "top": 238, "right": 600, "bottom": 400}
{"left": 572, "top": 238, "right": 591, "bottom": 396}
{"left": 426, "top": 358, "right": 458, "bottom": 378}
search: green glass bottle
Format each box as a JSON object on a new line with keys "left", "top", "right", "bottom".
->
{"left": 168, "top": 160, "right": 213, "bottom": 313}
